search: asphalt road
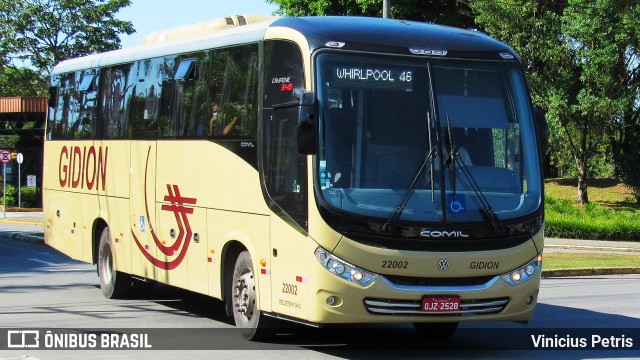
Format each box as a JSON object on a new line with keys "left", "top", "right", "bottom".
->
{"left": 0, "top": 229, "right": 639, "bottom": 359}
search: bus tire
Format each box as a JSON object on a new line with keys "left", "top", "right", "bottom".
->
{"left": 413, "top": 322, "right": 459, "bottom": 338}
{"left": 231, "top": 250, "right": 274, "bottom": 340}
{"left": 97, "top": 227, "right": 131, "bottom": 299}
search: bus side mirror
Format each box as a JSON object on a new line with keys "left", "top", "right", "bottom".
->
{"left": 533, "top": 108, "right": 548, "bottom": 159}
{"left": 295, "top": 89, "right": 317, "bottom": 155}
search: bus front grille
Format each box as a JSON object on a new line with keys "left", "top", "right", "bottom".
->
{"left": 364, "top": 297, "right": 509, "bottom": 316}
{"left": 383, "top": 274, "right": 497, "bottom": 287}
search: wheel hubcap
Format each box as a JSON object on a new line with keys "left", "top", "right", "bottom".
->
{"left": 234, "top": 269, "right": 256, "bottom": 323}
{"left": 100, "top": 245, "right": 113, "bottom": 284}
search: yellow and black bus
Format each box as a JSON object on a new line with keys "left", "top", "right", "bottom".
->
{"left": 44, "top": 15, "right": 547, "bottom": 340}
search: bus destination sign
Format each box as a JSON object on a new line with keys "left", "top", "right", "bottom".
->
{"left": 331, "top": 65, "right": 414, "bottom": 92}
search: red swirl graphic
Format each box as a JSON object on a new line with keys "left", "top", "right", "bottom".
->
{"left": 131, "top": 147, "right": 197, "bottom": 270}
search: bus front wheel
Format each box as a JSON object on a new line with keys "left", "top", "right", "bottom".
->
{"left": 97, "top": 227, "right": 131, "bottom": 299}
{"left": 231, "top": 250, "right": 274, "bottom": 340}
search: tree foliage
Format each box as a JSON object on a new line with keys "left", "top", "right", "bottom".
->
{"left": 471, "top": 0, "right": 640, "bottom": 204}
{"left": 0, "top": 66, "right": 48, "bottom": 97}
{"left": 266, "top": 0, "right": 475, "bottom": 28}
{"left": 0, "top": 0, "right": 135, "bottom": 77}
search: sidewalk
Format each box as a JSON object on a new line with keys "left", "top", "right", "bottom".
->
{"left": 0, "top": 211, "right": 44, "bottom": 225}
{"left": 1, "top": 212, "right": 638, "bottom": 277}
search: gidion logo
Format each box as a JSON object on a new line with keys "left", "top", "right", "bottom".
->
{"left": 58, "top": 146, "right": 108, "bottom": 191}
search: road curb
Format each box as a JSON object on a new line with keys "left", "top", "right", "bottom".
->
{"left": 545, "top": 244, "right": 640, "bottom": 253}
{"left": 542, "top": 267, "right": 640, "bottom": 277}
{"left": 0, "top": 219, "right": 43, "bottom": 226}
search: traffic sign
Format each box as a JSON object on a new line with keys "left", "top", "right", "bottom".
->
{"left": 0, "top": 150, "right": 11, "bottom": 163}
{"left": 16, "top": 153, "right": 23, "bottom": 164}
{"left": 27, "top": 175, "right": 36, "bottom": 188}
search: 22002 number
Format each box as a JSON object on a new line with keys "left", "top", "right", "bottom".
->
{"left": 382, "top": 260, "right": 409, "bottom": 269}
{"left": 282, "top": 283, "right": 298, "bottom": 295}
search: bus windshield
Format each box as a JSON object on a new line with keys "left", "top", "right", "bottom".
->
{"left": 316, "top": 52, "right": 542, "bottom": 225}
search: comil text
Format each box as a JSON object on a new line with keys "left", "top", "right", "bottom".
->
{"left": 58, "top": 145, "right": 108, "bottom": 191}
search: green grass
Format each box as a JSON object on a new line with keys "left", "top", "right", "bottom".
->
{"left": 544, "top": 179, "right": 640, "bottom": 241}
{"left": 543, "top": 252, "right": 640, "bottom": 270}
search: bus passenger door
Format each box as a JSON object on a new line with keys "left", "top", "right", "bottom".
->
{"left": 129, "top": 141, "right": 158, "bottom": 281}
{"left": 264, "top": 108, "right": 310, "bottom": 321}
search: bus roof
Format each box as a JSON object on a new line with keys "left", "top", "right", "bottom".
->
{"left": 271, "top": 16, "right": 516, "bottom": 60}
{"left": 52, "top": 15, "right": 517, "bottom": 75}
{"left": 52, "top": 15, "right": 279, "bottom": 75}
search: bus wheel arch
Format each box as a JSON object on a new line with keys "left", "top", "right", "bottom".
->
{"left": 92, "top": 218, "right": 109, "bottom": 266}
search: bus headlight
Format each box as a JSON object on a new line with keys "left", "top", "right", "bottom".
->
{"left": 315, "top": 247, "right": 379, "bottom": 287}
{"left": 501, "top": 254, "right": 542, "bottom": 286}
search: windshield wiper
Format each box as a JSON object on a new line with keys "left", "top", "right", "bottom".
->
{"left": 382, "top": 148, "right": 437, "bottom": 232}
{"left": 444, "top": 119, "right": 505, "bottom": 235}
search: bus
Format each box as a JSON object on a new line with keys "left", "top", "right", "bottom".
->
{"left": 44, "top": 15, "right": 548, "bottom": 340}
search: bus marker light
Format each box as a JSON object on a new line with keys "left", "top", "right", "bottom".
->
{"left": 260, "top": 259, "right": 267, "bottom": 267}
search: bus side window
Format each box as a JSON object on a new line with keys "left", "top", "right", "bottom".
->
{"left": 100, "top": 65, "right": 132, "bottom": 139}
{"left": 73, "top": 69, "right": 98, "bottom": 139}
{"left": 262, "top": 40, "right": 307, "bottom": 230}
{"left": 129, "top": 58, "right": 164, "bottom": 139}
{"left": 47, "top": 73, "right": 76, "bottom": 140}
{"left": 207, "top": 45, "right": 259, "bottom": 139}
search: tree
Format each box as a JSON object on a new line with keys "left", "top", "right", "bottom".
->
{"left": 0, "top": 0, "right": 135, "bottom": 77}
{"left": 471, "top": 0, "right": 639, "bottom": 204}
{"left": 266, "top": 0, "right": 475, "bottom": 28}
{"left": 0, "top": 67, "right": 48, "bottom": 97}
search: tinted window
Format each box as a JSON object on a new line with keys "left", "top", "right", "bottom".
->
{"left": 262, "top": 40, "right": 307, "bottom": 230}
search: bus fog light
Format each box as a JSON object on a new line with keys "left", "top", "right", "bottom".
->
{"left": 315, "top": 247, "right": 379, "bottom": 287}
{"left": 526, "top": 295, "right": 534, "bottom": 305}
{"left": 326, "top": 296, "right": 337, "bottom": 306}
{"left": 501, "top": 253, "right": 542, "bottom": 286}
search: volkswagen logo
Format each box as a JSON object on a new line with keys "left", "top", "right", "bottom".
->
{"left": 438, "top": 259, "right": 449, "bottom": 272}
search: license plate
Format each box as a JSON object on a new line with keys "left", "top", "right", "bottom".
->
{"left": 422, "top": 296, "right": 461, "bottom": 312}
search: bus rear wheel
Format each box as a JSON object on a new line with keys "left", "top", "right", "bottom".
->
{"left": 231, "top": 250, "right": 274, "bottom": 340}
{"left": 97, "top": 227, "right": 131, "bottom": 299}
